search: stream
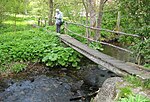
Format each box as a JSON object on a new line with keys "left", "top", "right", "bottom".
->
{"left": 0, "top": 63, "right": 118, "bottom": 102}
{"left": 102, "top": 44, "right": 136, "bottom": 63}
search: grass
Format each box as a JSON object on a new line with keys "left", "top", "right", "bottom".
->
{"left": 118, "top": 94, "right": 150, "bottom": 102}
{"left": 116, "top": 76, "right": 150, "bottom": 102}
{"left": 0, "top": 14, "right": 36, "bottom": 34}
{"left": 124, "top": 75, "right": 150, "bottom": 89}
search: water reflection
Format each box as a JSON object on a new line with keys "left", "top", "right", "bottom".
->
{"left": 102, "top": 44, "right": 135, "bottom": 63}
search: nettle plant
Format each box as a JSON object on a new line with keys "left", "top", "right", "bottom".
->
{"left": 0, "top": 29, "right": 82, "bottom": 70}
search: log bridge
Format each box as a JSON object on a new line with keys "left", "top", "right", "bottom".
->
{"left": 59, "top": 34, "right": 150, "bottom": 80}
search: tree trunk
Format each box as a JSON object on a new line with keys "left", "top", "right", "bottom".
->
{"left": 85, "top": 12, "right": 90, "bottom": 44}
{"left": 82, "top": 0, "right": 90, "bottom": 43}
{"left": 88, "top": 0, "right": 96, "bottom": 39}
{"left": 95, "top": 0, "right": 104, "bottom": 41}
{"left": 89, "top": 0, "right": 96, "bottom": 27}
{"left": 48, "top": 0, "right": 53, "bottom": 25}
{"left": 24, "top": 0, "right": 29, "bottom": 15}
{"left": 14, "top": 13, "right": 17, "bottom": 33}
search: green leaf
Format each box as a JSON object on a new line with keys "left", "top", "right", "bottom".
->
{"left": 42, "top": 56, "right": 49, "bottom": 62}
{"left": 46, "top": 62, "right": 53, "bottom": 67}
{"left": 58, "top": 59, "right": 66, "bottom": 66}
{"left": 48, "top": 53, "right": 58, "bottom": 61}
{"left": 72, "top": 62, "right": 78, "bottom": 67}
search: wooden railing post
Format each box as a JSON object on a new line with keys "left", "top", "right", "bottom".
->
{"left": 44, "top": 18, "right": 47, "bottom": 27}
{"left": 64, "top": 22, "right": 68, "bottom": 34}
{"left": 38, "top": 17, "right": 41, "bottom": 26}
{"left": 85, "top": 23, "right": 89, "bottom": 45}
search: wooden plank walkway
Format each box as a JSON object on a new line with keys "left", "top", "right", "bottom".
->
{"left": 59, "top": 34, "right": 150, "bottom": 80}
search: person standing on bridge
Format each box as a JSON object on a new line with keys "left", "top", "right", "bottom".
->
{"left": 55, "top": 9, "right": 63, "bottom": 33}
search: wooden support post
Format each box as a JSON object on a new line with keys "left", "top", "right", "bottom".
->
{"left": 38, "top": 17, "right": 41, "bottom": 26}
{"left": 44, "top": 19, "right": 47, "bottom": 27}
{"left": 116, "top": 11, "right": 121, "bottom": 31}
{"left": 137, "top": 37, "right": 145, "bottom": 65}
{"left": 64, "top": 22, "right": 68, "bottom": 34}
{"left": 86, "top": 27, "right": 90, "bottom": 45}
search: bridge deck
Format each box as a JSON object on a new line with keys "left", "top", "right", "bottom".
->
{"left": 59, "top": 34, "right": 150, "bottom": 80}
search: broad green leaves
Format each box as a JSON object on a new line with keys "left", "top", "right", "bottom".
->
{"left": 42, "top": 47, "right": 81, "bottom": 67}
{"left": 0, "top": 28, "right": 81, "bottom": 69}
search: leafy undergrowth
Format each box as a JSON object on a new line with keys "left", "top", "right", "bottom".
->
{"left": 118, "top": 94, "right": 150, "bottom": 102}
{"left": 0, "top": 28, "right": 82, "bottom": 73}
{"left": 117, "top": 77, "right": 150, "bottom": 102}
{"left": 117, "top": 86, "right": 150, "bottom": 102}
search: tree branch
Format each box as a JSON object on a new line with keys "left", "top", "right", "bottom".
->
{"left": 104, "top": 0, "right": 108, "bottom": 4}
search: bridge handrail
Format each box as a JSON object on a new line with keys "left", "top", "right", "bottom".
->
{"left": 65, "top": 21, "right": 140, "bottom": 37}
{"left": 64, "top": 25, "right": 133, "bottom": 53}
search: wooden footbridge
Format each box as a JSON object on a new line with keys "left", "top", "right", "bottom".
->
{"left": 58, "top": 22, "right": 150, "bottom": 80}
{"left": 59, "top": 34, "right": 150, "bottom": 80}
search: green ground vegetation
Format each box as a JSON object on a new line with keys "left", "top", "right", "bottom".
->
{"left": 116, "top": 76, "right": 150, "bottom": 102}
{"left": 118, "top": 94, "right": 150, "bottom": 102}
{"left": 124, "top": 75, "right": 150, "bottom": 89}
{"left": 0, "top": 15, "right": 82, "bottom": 74}
{"left": 116, "top": 75, "right": 150, "bottom": 101}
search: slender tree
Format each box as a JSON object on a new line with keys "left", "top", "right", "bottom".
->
{"left": 95, "top": 0, "right": 108, "bottom": 40}
{"left": 48, "top": 0, "right": 54, "bottom": 25}
{"left": 89, "top": 0, "right": 96, "bottom": 28}
{"left": 82, "top": 0, "right": 90, "bottom": 40}
{"left": 0, "top": 0, "right": 7, "bottom": 24}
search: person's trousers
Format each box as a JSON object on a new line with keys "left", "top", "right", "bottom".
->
{"left": 56, "top": 24, "right": 61, "bottom": 33}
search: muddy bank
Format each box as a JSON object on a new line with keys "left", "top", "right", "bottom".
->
{"left": 0, "top": 63, "right": 118, "bottom": 102}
